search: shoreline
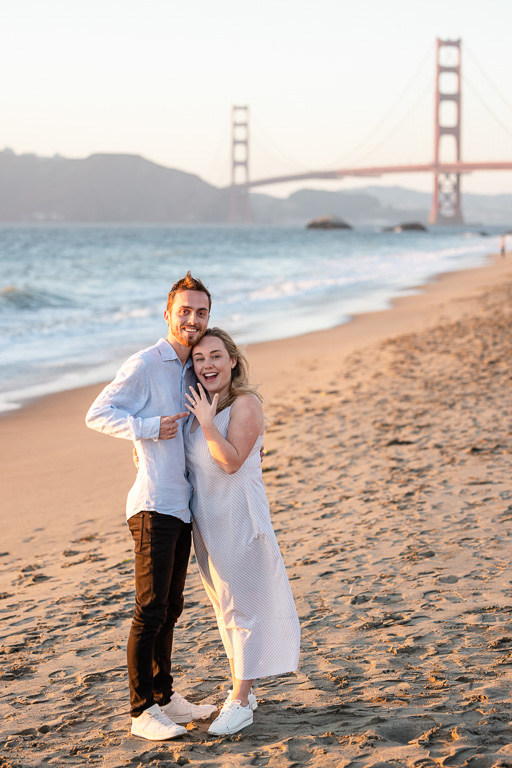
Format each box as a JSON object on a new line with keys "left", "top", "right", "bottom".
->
{"left": 1, "top": 248, "right": 508, "bottom": 419}
{"left": 247, "top": 249, "right": 512, "bottom": 399}
{"left": 1, "top": 248, "right": 512, "bottom": 766}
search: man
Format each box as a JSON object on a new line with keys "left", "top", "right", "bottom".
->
{"left": 86, "top": 272, "right": 217, "bottom": 741}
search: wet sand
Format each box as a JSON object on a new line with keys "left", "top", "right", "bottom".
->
{"left": 1, "top": 254, "right": 512, "bottom": 767}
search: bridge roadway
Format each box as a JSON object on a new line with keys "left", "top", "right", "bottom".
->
{"left": 240, "top": 162, "right": 512, "bottom": 189}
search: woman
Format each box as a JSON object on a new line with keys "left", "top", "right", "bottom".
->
{"left": 184, "top": 328, "right": 300, "bottom": 736}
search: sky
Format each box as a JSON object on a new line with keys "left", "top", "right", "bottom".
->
{"left": 2, "top": 0, "right": 512, "bottom": 198}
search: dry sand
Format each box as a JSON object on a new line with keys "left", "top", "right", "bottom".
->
{"left": 1, "top": 254, "right": 512, "bottom": 767}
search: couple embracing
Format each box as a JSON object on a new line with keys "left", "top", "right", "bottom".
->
{"left": 86, "top": 272, "right": 300, "bottom": 740}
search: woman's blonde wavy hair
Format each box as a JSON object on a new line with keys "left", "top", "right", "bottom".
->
{"left": 197, "top": 327, "right": 263, "bottom": 413}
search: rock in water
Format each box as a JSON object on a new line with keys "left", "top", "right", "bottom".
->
{"left": 382, "top": 221, "right": 427, "bottom": 232}
{"left": 306, "top": 215, "right": 352, "bottom": 230}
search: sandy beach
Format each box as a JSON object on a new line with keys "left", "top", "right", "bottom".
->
{"left": 1, "top": 254, "right": 512, "bottom": 767}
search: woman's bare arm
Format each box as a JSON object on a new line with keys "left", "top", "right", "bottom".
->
{"left": 186, "top": 386, "right": 263, "bottom": 474}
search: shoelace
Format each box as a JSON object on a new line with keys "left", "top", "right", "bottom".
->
{"left": 218, "top": 699, "right": 240, "bottom": 718}
{"left": 152, "top": 709, "right": 174, "bottom": 727}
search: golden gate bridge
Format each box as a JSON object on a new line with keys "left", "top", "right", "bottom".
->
{"left": 228, "top": 39, "right": 512, "bottom": 225}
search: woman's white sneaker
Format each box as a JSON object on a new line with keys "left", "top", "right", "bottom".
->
{"left": 208, "top": 699, "right": 253, "bottom": 736}
{"left": 131, "top": 704, "right": 187, "bottom": 740}
{"left": 227, "top": 688, "right": 258, "bottom": 711}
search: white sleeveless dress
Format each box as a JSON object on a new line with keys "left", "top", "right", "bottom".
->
{"left": 184, "top": 405, "right": 300, "bottom": 680}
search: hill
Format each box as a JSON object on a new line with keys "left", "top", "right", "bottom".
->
{"left": 0, "top": 149, "right": 510, "bottom": 225}
{"left": 0, "top": 150, "right": 228, "bottom": 223}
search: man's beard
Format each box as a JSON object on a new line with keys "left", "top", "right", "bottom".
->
{"left": 172, "top": 321, "right": 204, "bottom": 347}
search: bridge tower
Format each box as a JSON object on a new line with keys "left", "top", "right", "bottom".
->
{"left": 230, "top": 105, "right": 251, "bottom": 223}
{"left": 429, "top": 38, "right": 463, "bottom": 225}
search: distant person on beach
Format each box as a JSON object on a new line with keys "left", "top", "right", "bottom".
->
{"left": 86, "top": 272, "right": 217, "bottom": 741}
{"left": 183, "top": 327, "right": 300, "bottom": 736}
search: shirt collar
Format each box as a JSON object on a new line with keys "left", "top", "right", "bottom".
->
{"left": 156, "top": 338, "right": 193, "bottom": 368}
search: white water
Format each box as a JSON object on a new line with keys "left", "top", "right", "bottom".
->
{"left": 0, "top": 223, "right": 500, "bottom": 412}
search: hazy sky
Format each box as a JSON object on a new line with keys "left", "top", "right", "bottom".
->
{"left": 3, "top": 0, "right": 512, "bottom": 197}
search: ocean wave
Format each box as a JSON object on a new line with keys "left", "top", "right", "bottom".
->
{"left": 248, "top": 241, "right": 496, "bottom": 303}
{"left": 0, "top": 224, "right": 499, "bottom": 406}
{"left": 0, "top": 285, "right": 72, "bottom": 311}
{"left": 112, "top": 306, "right": 154, "bottom": 321}
{"left": 250, "top": 276, "right": 347, "bottom": 301}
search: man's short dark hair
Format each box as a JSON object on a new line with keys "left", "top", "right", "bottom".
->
{"left": 167, "top": 271, "right": 212, "bottom": 312}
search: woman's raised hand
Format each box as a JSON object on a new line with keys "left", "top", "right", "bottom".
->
{"left": 185, "top": 383, "right": 218, "bottom": 427}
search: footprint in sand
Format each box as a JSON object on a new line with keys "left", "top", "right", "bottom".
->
{"left": 1, "top": 662, "right": 36, "bottom": 680}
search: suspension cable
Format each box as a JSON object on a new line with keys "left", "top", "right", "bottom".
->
{"left": 205, "top": 115, "right": 231, "bottom": 187}
{"left": 251, "top": 135, "right": 315, "bottom": 178}
{"left": 464, "top": 74, "right": 512, "bottom": 142}
{"left": 325, "top": 42, "right": 434, "bottom": 169}
{"left": 249, "top": 42, "right": 434, "bottom": 175}
{"left": 339, "top": 78, "right": 434, "bottom": 169}
{"left": 465, "top": 43, "right": 512, "bottom": 117}
{"left": 251, "top": 112, "right": 315, "bottom": 173}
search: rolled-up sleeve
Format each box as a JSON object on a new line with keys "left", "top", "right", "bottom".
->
{"left": 85, "top": 356, "right": 161, "bottom": 441}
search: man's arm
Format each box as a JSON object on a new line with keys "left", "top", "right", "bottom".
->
{"left": 85, "top": 356, "right": 161, "bottom": 441}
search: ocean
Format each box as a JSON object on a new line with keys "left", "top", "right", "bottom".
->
{"left": 0, "top": 223, "right": 502, "bottom": 413}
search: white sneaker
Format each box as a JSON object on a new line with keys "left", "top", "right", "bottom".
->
{"left": 131, "top": 703, "right": 187, "bottom": 740}
{"left": 161, "top": 691, "right": 217, "bottom": 724}
{"left": 208, "top": 698, "right": 253, "bottom": 736}
{"left": 227, "top": 687, "right": 258, "bottom": 711}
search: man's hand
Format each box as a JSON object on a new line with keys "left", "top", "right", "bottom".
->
{"left": 158, "top": 412, "right": 189, "bottom": 439}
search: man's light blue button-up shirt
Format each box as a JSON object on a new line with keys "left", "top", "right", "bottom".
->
{"left": 86, "top": 338, "right": 194, "bottom": 522}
